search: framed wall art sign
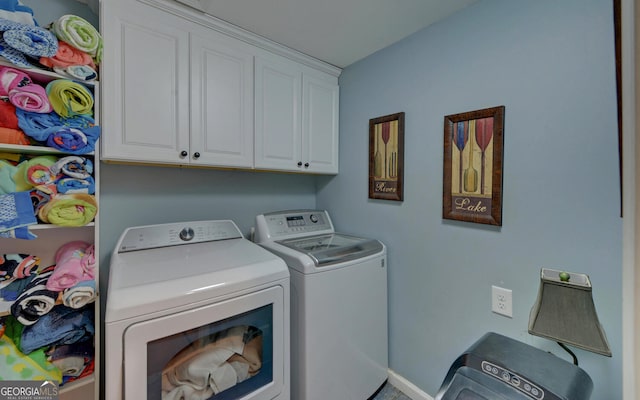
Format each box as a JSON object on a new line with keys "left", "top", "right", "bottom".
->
{"left": 369, "top": 112, "right": 404, "bottom": 201}
{"left": 443, "top": 106, "right": 505, "bottom": 226}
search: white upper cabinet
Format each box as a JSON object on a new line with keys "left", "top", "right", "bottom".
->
{"left": 302, "top": 72, "right": 340, "bottom": 174}
{"left": 101, "top": 0, "right": 340, "bottom": 173}
{"left": 190, "top": 31, "right": 254, "bottom": 167}
{"left": 101, "top": 0, "right": 254, "bottom": 168}
{"left": 101, "top": 0, "right": 190, "bottom": 164}
{"left": 255, "top": 53, "right": 339, "bottom": 174}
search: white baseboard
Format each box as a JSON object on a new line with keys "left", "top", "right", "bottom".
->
{"left": 387, "top": 369, "right": 434, "bottom": 400}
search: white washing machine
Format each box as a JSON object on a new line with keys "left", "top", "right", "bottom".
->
{"left": 254, "top": 210, "right": 388, "bottom": 400}
{"left": 105, "top": 220, "right": 290, "bottom": 400}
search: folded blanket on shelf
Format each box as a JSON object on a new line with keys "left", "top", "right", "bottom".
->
{"left": 46, "top": 241, "right": 94, "bottom": 292}
{"left": 0, "top": 65, "right": 30, "bottom": 97}
{"left": 61, "top": 279, "right": 95, "bottom": 308}
{"left": 0, "top": 253, "right": 39, "bottom": 281}
{"left": 49, "top": 15, "right": 102, "bottom": 63}
{"left": 49, "top": 155, "right": 93, "bottom": 179}
{"left": 20, "top": 305, "right": 94, "bottom": 355}
{"left": 46, "top": 126, "right": 99, "bottom": 154}
{"left": 9, "top": 83, "right": 53, "bottom": 113}
{"left": 0, "top": 191, "right": 36, "bottom": 237}
{"left": 37, "top": 193, "right": 97, "bottom": 226}
{"left": 45, "top": 79, "right": 93, "bottom": 117}
{"left": 40, "top": 40, "right": 95, "bottom": 70}
{"left": 10, "top": 266, "right": 58, "bottom": 326}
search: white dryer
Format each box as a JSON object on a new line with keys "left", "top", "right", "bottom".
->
{"left": 254, "top": 210, "right": 388, "bottom": 400}
{"left": 105, "top": 220, "right": 290, "bottom": 400}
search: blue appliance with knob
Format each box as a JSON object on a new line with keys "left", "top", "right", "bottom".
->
{"left": 435, "top": 332, "right": 593, "bottom": 400}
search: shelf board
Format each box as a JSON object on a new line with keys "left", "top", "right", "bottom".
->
{"left": 0, "top": 144, "right": 95, "bottom": 156}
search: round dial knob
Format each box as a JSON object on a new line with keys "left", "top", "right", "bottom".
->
{"left": 310, "top": 214, "right": 319, "bottom": 223}
{"left": 179, "top": 227, "right": 195, "bottom": 241}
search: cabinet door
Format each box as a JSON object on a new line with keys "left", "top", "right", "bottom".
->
{"left": 254, "top": 55, "right": 302, "bottom": 171}
{"left": 101, "top": 0, "right": 190, "bottom": 164}
{"left": 190, "top": 30, "right": 254, "bottom": 168}
{"left": 302, "top": 72, "right": 339, "bottom": 174}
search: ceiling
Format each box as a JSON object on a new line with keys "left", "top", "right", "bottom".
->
{"left": 179, "top": 0, "right": 478, "bottom": 68}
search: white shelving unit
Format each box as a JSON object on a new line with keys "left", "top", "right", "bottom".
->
{"left": 0, "top": 53, "right": 100, "bottom": 400}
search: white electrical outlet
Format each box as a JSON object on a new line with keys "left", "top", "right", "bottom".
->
{"left": 492, "top": 285, "right": 513, "bottom": 318}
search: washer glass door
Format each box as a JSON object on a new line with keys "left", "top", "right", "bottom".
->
{"left": 123, "top": 286, "right": 285, "bottom": 400}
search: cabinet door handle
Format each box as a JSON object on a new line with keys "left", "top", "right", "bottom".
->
{"left": 304, "top": 163, "right": 309, "bottom": 168}
{"left": 193, "top": 152, "right": 201, "bottom": 159}
{"left": 180, "top": 150, "right": 188, "bottom": 158}
{"left": 297, "top": 161, "right": 303, "bottom": 167}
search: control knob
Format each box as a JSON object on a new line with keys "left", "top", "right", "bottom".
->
{"left": 179, "top": 227, "right": 195, "bottom": 241}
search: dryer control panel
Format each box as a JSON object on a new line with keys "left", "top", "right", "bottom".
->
{"left": 117, "top": 220, "right": 243, "bottom": 252}
{"left": 255, "top": 210, "right": 334, "bottom": 242}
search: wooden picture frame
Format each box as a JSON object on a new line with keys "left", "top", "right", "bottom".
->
{"left": 369, "top": 112, "right": 404, "bottom": 201}
{"left": 443, "top": 106, "right": 505, "bottom": 226}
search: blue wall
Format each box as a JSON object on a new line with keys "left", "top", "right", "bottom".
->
{"left": 316, "top": 0, "right": 622, "bottom": 397}
{"left": 98, "top": 164, "right": 317, "bottom": 267}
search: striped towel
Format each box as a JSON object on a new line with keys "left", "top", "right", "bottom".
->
{"left": 10, "top": 266, "right": 59, "bottom": 326}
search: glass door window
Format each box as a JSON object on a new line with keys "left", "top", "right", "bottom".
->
{"left": 123, "top": 286, "right": 285, "bottom": 400}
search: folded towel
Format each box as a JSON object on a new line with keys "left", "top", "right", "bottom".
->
{"left": 56, "top": 176, "right": 94, "bottom": 194}
{"left": 46, "top": 126, "right": 99, "bottom": 154}
{"left": 20, "top": 305, "right": 94, "bottom": 354}
{"left": 53, "top": 65, "right": 97, "bottom": 82}
{"left": 10, "top": 266, "right": 58, "bottom": 326}
{"left": 0, "top": 253, "right": 39, "bottom": 281}
{"left": 0, "top": 35, "right": 29, "bottom": 67}
{"left": 16, "top": 109, "right": 61, "bottom": 141}
{"left": 0, "top": 65, "right": 30, "bottom": 97}
{"left": 13, "top": 155, "right": 58, "bottom": 191}
{"left": 45, "top": 79, "right": 93, "bottom": 117}
{"left": 46, "top": 241, "right": 93, "bottom": 291}
{"left": 0, "top": 100, "right": 19, "bottom": 128}
{"left": 0, "top": 158, "right": 17, "bottom": 194}
{"left": 50, "top": 15, "right": 101, "bottom": 63}
{"left": 0, "top": 273, "right": 33, "bottom": 300}
{"left": 0, "top": 190, "right": 36, "bottom": 233}
{"left": 9, "top": 83, "right": 53, "bottom": 113}
{"left": 37, "top": 193, "right": 97, "bottom": 226}
{"left": 0, "top": 0, "right": 37, "bottom": 26}
{"left": 40, "top": 40, "right": 95, "bottom": 69}
{"left": 2, "top": 23, "right": 58, "bottom": 57}
{"left": 0, "top": 125, "right": 29, "bottom": 144}
{"left": 61, "top": 279, "right": 95, "bottom": 308}
{"left": 50, "top": 156, "right": 92, "bottom": 179}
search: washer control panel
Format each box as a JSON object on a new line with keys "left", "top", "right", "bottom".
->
{"left": 117, "top": 220, "right": 243, "bottom": 252}
{"left": 481, "top": 361, "right": 544, "bottom": 399}
{"left": 254, "top": 210, "right": 334, "bottom": 242}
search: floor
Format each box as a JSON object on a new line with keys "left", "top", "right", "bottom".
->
{"left": 370, "top": 381, "right": 412, "bottom": 400}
